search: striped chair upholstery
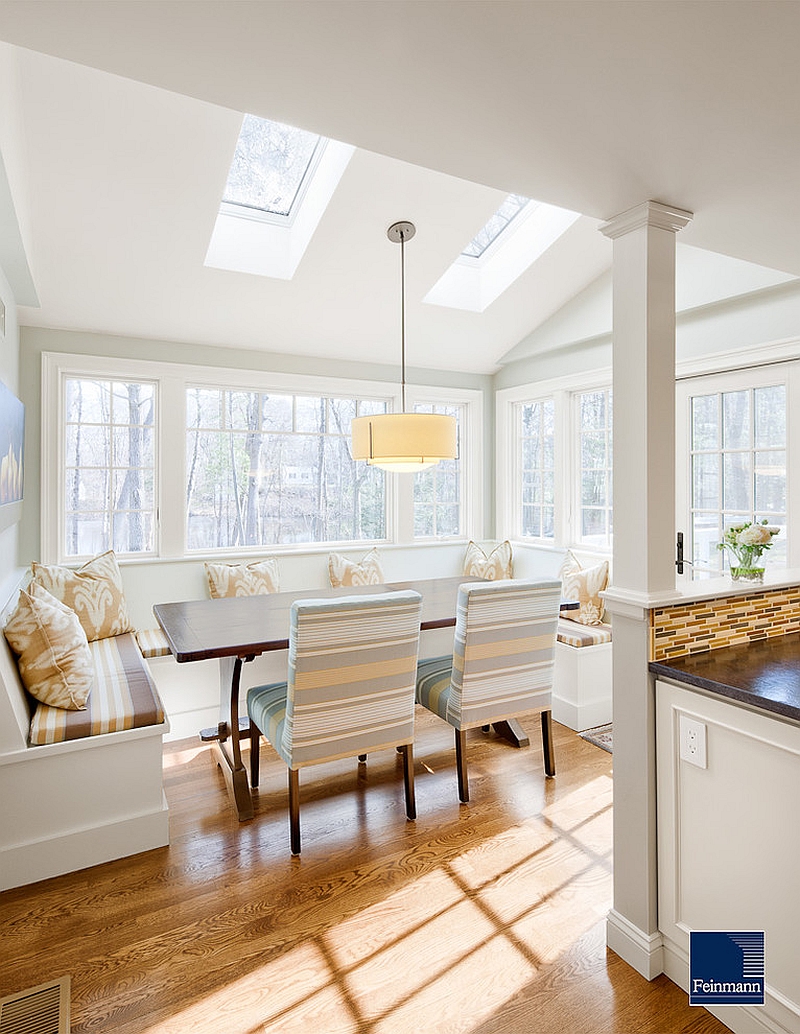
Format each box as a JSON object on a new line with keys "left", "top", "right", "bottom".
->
{"left": 416, "top": 578, "right": 561, "bottom": 802}
{"left": 246, "top": 589, "right": 423, "bottom": 854}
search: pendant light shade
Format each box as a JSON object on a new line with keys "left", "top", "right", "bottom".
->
{"left": 351, "top": 221, "right": 457, "bottom": 473}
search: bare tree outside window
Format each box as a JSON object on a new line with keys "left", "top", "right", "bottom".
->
{"left": 186, "top": 388, "right": 386, "bottom": 549}
{"left": 65, "top": 377, "right": 155, "bottom": 557}
{"left": 577, "top": 389, "right": 613, "bottom": 549}
{"left": 413, "top": 402, "right": 463, "bottom": 538}
{"left": 518, "top": 398, "right": 555, "bottom": 540}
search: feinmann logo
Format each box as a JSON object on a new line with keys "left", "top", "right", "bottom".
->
{"left": 689, "top": 931, "right": 765, "bottom": 1006}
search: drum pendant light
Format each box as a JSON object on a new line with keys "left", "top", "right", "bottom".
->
{"left": 351, "top": 221, "right": 457, "bottom": 473}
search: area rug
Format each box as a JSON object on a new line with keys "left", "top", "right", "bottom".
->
{"left": 579, "top": 723, "right": 613, "bottom": 753}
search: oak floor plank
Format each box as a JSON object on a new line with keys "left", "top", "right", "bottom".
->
{"left": 0, "top": 712, "right": 729, "bottom": 1033}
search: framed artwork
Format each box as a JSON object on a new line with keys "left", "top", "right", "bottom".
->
{"left": 0, "top": 380, "right": 24, "bottom": 532}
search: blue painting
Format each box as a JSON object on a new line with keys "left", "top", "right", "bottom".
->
{"left": 0, "top": 380, "right": 24, "bottom": 506}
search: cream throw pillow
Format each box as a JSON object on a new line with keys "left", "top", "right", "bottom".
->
{"left": 31, "top": 550, "right": 134, "bottom": 642}
{"left": 560, "top": 551, "right": 609, "bottom": 626}
{"left": 328, "top": 548, "right": 384, "bottom": 587}
{"left": 462, "top": 540, "right": 513, "bottom": 580}
{"left": 205, "top": 558, "right": 280, "bottom": 599}
{"left": 4, "top": 583, "right": 94, "bottom": 709}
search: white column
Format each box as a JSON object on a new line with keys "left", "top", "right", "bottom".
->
{"left": 600, "top": 201, "right": 692, "bottom": 979}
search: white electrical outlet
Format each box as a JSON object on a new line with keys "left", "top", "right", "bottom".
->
{"left": 679, "top": 714, "right": 707, "bottom": 768}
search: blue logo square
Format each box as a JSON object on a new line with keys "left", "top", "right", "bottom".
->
{"left": 690, "top": 931, "right": 765, "bottom": 1006}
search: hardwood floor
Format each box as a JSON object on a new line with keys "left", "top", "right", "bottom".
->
{"left": 1, "top": 712, "right": 730, "bottom": 1033}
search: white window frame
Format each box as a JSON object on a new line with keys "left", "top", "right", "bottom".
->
{"left": 675, "top": 358, "right": 800, "bottom": 581}
{"left": 496, "top": 370, "right": 611, "bottom": 550}
{"left": 41, "top": 352, "right": 483, "bottom": 564}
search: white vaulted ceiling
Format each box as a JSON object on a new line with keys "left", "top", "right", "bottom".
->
{"left": 0, "top": 1, "right": 797, "bottom": 374}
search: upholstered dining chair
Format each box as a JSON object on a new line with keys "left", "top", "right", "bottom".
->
{"left": 415, "top": 578, "right": 562, "bottom": 803}
{"left": 246, "top": 589, "right": 423, "bottom": 854}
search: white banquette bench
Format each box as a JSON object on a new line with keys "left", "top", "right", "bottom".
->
{"left": 0, "top": 567, "right": 169, "bottom": 892}
{"left": 0, "top": 540, "right": 611, "bottom": 891}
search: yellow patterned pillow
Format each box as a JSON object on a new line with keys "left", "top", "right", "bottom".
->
{"left": 560, "top": 551, "right": 609, "bottom": 626}
{"left": 328, "top": 548, "right": 384, "bottom": 587}
{"left": 31, "top": 550, "right": 134, "bottom": 642}
{"left": 204, "top": 558, "right": 280, "bottom": 599}
{"left": 4, "top": 583, "right": 94, "bottom": 709}
{"left": 462, "top": 540, "right": 513, "bottom": 580}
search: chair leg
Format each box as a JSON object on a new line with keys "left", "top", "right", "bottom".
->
{"left": 358, "top": 754, "right": 367, "bottom": 762}
{"left": 400, "top": 744, "right": 416, "bottom": 820}
{"left": 541, "top": 709, "right": 556, "bottom": 777}
{"left": 289, "top": 768, "right": 301, "bottom": 855}
{"left": 249, "top": 720, "right": 262, "bottom": 788}
{"left": 455, "top": 729, "right": 469, "bottom": 803}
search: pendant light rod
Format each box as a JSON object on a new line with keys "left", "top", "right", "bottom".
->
{"left": 387, "top": 220, "right": 415, "bottom": 414}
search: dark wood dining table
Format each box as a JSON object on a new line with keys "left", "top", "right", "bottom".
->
{"left": 154, "top": 576, "right": 574, "bottom": 821}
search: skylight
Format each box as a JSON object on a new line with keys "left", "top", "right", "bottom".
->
{"left": 222, "top": 115, "right": 323, "bottom": 218}
{"left": 461, "top": 193, "right": 530, "bottom": 258}
{"left": 205, "top": 115, "right": 354, "bottom": 280}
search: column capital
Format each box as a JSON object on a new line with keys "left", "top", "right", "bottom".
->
{"left": 599, "top": 200, "right": 693, "bottom": 240}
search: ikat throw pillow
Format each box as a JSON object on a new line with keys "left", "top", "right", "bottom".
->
{"left": 4, "top": 583, "right": 94, "bottom": 710}
{"left": 328, "top": 548, "right": 384, "bottom": 587}
{"left": 205, "top": 558, "right": 281, "bottom": 599}
{"left": 560, "top": 550, "right": 609, "bottom": 626}
{"left": 462, "top": 540, "right": 514, "bottom": 580}
{"left": 31, "top": 550, "right": 134, "bottom": 642}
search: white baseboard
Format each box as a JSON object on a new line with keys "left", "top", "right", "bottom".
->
{"left": 0, "top": 794, "right": 169, "bottom": 891}
{"left": 552, "top": 694, "right": 612, "bottom": 732}
{"left": 606, "top": 909, "right": 664, "bottom": 980}
{"left": 663, "top": 936, "right": 799, "bottom": 1034}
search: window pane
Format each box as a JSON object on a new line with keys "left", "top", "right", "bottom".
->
{"left": 580, "top": 391, "right": 606, "bottom": 431}
{"left": 577, "top": 389, "right": 612, "bottom": 548}
{"left": 692, "top": 394, "right": 719, "bottom": 450}
{"left": 754, "top": 450, "right": 785, "bottom": 512}
{"left": 64, "top": 377, "right": 157, "bottom": 557}
{"left": 517, "top": 397, "right": 555, "bottom": 542}
{"left": 722, "top": 391, "right": 750, "bottom": 449}
{"left": 692, "top": 453, "right": 720, "bottom": 510}
{"left": 754, "top": 385, "right": 786, "bottom": 448}
{"left": 723, "top": 453, "right": 751, "bottom": 511}
{"left": 412, "top": 403, "right": 463, "bottom": 539}
{"left": 186, "top": 387, "right": 386, "bottom": 549}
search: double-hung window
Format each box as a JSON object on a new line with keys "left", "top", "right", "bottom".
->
{"left": 576, "top": 388, "right": 613, "bottom": 549}
{"left": 63, "top": 376, "right": 156, "bottom": 558}
{"left": 518, "top": 398, "right": 555, "bottom": 540}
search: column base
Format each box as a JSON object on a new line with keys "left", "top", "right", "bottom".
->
{"left": 606, "top": 908, "right": 664, "bottom": 980}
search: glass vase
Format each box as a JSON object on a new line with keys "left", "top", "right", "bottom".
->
{"left": 730, "top": 566, "right": 765, "bottom": 583}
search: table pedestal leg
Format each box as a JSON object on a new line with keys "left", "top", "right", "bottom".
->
{"left": 214, "top": 655, "right": 254, "bottom": 821}
{"left": 491, "top": 718, "right": 530, "bottom": 748}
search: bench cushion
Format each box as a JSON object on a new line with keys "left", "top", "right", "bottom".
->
{"left": 135, "top": 626, "right": 173, "bottom": 659}
{"left": 557, "top": 618, "right": 612, "bottom": 648}
{"left": 29, "top": 633, "right": 165, "bottom": 745}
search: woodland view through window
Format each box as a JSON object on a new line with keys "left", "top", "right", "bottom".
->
{"left": 64, "top": 377, "right": 156, "bottom": 557}
{"left": 186, "top": 388, "right": 386, "bottom": 549}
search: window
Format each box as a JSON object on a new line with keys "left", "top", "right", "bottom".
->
{"left": 64, "top": 377, "right": 156, "bottom": 557}
{"left": 461, "top": 194, "right": 530, "bottom": 258}
{"left": 577, "top": 389, "right": 613, "bottom": 549}
{"left": 517, "top": 398, "right": 555, "bottom": 540}
{"left": 684, "top": 381, "right": 787, "bottom": 576}
{"left": 186, "top": 388, "right": 387, "bottom": 549}
{"left": 222, "top": 115, "right": 323, "bottom": 220}
{"left": 413, "top": 402, "right": 463, "bottom": 538}
{"left": 44, "top": 354, "right": 484, "bottom": 563}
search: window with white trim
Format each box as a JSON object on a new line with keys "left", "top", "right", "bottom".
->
{"left": 64, "top": 376, "right": 156, "bottom": 557}
{"left": 412, "top": 401, "right": 463, "bottom": 538}
{"left": 185, "top": 386, "right": 386, "bottom": 549}
{"left": 576, "top": 388, "right": 613, "bottom": 549}
{"left": 677, "top": 368, "right": 791, "bottom": 579}
{"left": 517, "top": 398, "right": 555, "bottom": 540}
{"left": 43, "top": 353, "right": 484, "bottom": 563}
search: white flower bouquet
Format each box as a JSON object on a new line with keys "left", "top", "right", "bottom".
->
{"left": 717, "top": 520, "right": 780, "bottom": 581}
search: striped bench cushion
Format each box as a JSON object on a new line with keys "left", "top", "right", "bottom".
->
{"left": 136, "top": 626, "right": 173, "bottom": 659}
{"left": 29, "top": 633, "right": 166, "bottom": 745}
{"left": 557, "top": 618, "right": 612, "bottom": 649}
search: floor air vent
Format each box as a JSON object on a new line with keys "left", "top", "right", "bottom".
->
{"left": 0, "top": 976, "right": 70, "bottom": 1034}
